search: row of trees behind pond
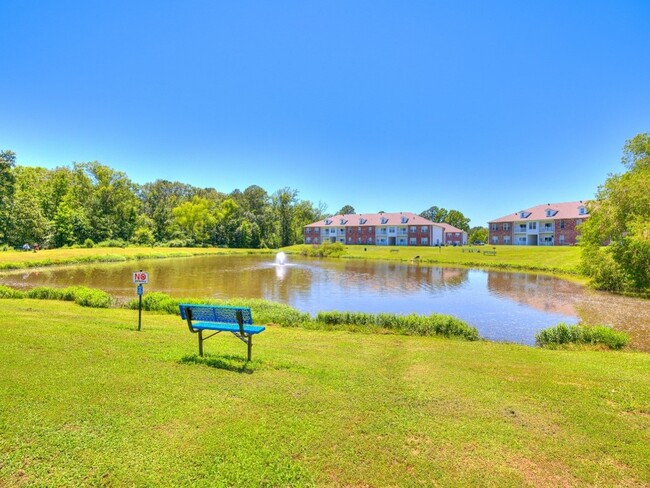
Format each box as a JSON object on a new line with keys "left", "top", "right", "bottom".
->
{"left": 0, "top": 154, "right": 476, "bottom": 250}
{"left": 0, "top": 156, "right": 326, "bottom": 249}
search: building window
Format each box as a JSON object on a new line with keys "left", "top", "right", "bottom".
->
{"left": 409, "top": 237, "right": 416, "bottom": 244}
{"left": 528, "top": 222, "right": 537, "bottom": 230}
{"left": 504, "top": 236, "right": 511, "bottom": 244}
{"left": 560, "top": 220, "right": 565, "bottom": 229}
{"left": 306, "top": 237, "right": 311, "bottom": 243}
{"left": 369, "top": 227, "right": 374, "bottom": 232}
{"left": 576, "top": 219, "right": 581, "bottom": 225}
{"left": 491, "top": 223, "right": 498, "bottom": 231}
{"left": 368, "top": 237, "right": 373, "bottom": 243}
{"left": 347, "top": 237, "right": 352, "bottom": 243}
{"left": 388, "top": 227, "right": 396, "bottom": 233}
{"left": 421, "top": 226, "right": 428, "bottom": 232}
{"left": 422, "top": 238, "right": 429, "bottom": 245}
{"left": 492, "top": 236, "right": 499, "bottom": 244}
{"left": 410, "top": 226, "right": 417, "bottom": 232}
{"left": 314, "top": 238, "right": 319, "bottom": 243}
{"left": 559, "top": 235, "right": 565, "bottom": 244}
{"left": 348, "top": 228, "right": 352, "bottom": 233}
{"left": 306, "top": 228, "right": 311, "bottom": 233}
{"left": 503, "top": 223, "right": 510, "bottom": 231}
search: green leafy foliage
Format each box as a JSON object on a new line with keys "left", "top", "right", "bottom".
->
{"left": 0, "top": 285, "right": 24, "bottom": 298}
{"left": 535, "top": 323, "right": 629, "bottom": 350}
{"left": 580, "top": 133, "right": 650, "bottom": 294}
{"left": 25, "top": 286, "right": 112, "bottom": 308}
{"left": 300, "top": 241, "right": 346, "bottom": 257}
{"left": 315, "top": 311, "right": 480, "bottom": 340}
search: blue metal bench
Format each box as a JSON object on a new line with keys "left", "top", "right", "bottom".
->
{"left": 179, "top": 304, "right": 266, "bottom": 360}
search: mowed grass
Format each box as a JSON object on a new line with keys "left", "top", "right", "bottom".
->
{"left": 1, "top": 300, "right": 648, "bottom": 486}
{"left": 288, "top": 244, "right": 583, "bottom": 275}
{"left": 0, "top": 247, "right": 274, "bottom": 271}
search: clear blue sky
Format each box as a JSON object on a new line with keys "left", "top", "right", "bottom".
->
{"left": 1, "top": 0, "right": 648, "bottom": 227}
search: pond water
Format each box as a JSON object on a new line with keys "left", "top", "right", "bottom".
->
{"left": 2, "top": 254, "right": 648, "bottom": 350}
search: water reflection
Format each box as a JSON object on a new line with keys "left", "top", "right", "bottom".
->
{"left": 1, "top": 255, "right": 648, "bottom": 350}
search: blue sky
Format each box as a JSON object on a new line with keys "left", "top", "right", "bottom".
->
{"left": 1, "top": 0, "right": 648, "bottom": 227}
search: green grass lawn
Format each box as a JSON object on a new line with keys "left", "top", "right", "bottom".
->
{"left": 287, "top": 244, "right": 584, "bottom": 275}
{"left": 0, "top": 247, "right": 275, "bottom": 271}
{"left": 1, "top": 300, "right": 648, "bottom": 486}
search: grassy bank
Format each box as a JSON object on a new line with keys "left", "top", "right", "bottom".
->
{"left": 287, "top": 244, "right": 583, "bottom": 276}
{"left": 1, "top": 300, "right": 648, "bottom": 486}
{"left": 1, "top": 245, "right": 583, "bottom": 277}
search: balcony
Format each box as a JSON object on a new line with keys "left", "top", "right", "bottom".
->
{"left": 539, "top": 226, "right": 555, "bottom": 233}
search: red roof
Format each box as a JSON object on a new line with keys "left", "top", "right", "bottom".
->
{"left": 489, "top": 201, "right": 590, "bottom": 223}
{"left": 437, "top": 223, "right": 466, "bottom": 234}
{"left": 304, "top": 212, "right": 444, "bottom": 228}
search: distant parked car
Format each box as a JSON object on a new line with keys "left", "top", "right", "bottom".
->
{"left": 473, "top": 241, "right": 485, "bottom": 245}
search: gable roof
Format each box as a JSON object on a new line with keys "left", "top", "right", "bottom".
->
{"left": 437, "top": 223, "right": 466, "bottom": 234}
{"left": 304, "top": 212, "right": 444, "bottom": 228}
{"left": 489, "top": 201, "right": 590, "bottom": 223}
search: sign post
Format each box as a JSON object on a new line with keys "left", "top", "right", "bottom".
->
{"left": 132, "top": 271, "right": 149, "bottom": 331}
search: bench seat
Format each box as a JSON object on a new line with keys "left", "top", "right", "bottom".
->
{"left": 190, "top": 321, "right": 265, "bottom": 335}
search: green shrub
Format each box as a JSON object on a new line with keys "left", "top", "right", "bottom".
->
{"left": 126, "top": 293, "right": 311, "bottom": 327}
{"left": 0, "top": 285, "right": 25, "bottom": 298}
{"left": 536, "top": 322, "right": 629, "bottom": 350}
{"left": 25, "top": 286, "right": 112, "bottom": 308}
{"left": 83, "top": 238, "right": 95, "bottom": 248}
{"left": 315, "top": 310, "right": 479, "bottom": 340}
{"left": 96, "top": 239, "right": 127, "bottom": 248}
{"left": 301, "top": 242, "right": 346, "bottom": 258}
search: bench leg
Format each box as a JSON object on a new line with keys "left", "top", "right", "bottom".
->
{"left": 198, "top": 330, "right": 204, "bottom": 357}
{"left": 247, "top": 335, "right": 252, "bottom": 361}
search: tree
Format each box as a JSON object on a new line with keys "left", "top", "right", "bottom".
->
{"left": 0, "top": 150, "right": 16, "bottom": 243}
{"left": 172, "top": 196, "right": 216, "bottom": 245}
{"left": 445, "top": 209, "right": 471, "bottom": 232}
{"left": 420, "top": 206, "right": 448, "bottom": 223}
{"left": 273, "top": 187, "right": 299, "bottom": 247}
{"left": 580, "top": 133, "right": 650, "bottom": 293}
{"left": 336, "top": 205, "right": 355, "bottom": 215}
{"left": 468, "top": 226, "right": 488, "bottom": 244}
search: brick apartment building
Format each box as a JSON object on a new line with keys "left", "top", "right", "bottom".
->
{"left": 438, "top": 223, "right": 468, "bottom": 246}
{"left": 488, "top": 201, "right": 589, "bottom": 246}
{"left": 304, "top": 212, "right": 445, "bottom": 247}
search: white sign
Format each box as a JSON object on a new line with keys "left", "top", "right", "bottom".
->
{"left": 132, "top": 271, "right": 149, "bottom": 284}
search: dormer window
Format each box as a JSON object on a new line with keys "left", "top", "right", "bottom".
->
{"left": 325, "top": 219, "right": 332, "bottom": 225}
{"left": 519, "top": 211, "right": 531, "bottom": 219}
{"left": 400, "top": 216, "right": 408, "bottom": 224}
{"left": 578, "top": 206, "right": 587, "bottom": 215}
{"left": 380, "top": 217, "right": 388, "bottom": 224}
{"left": 545, "top": 209, "right": 557, "bottom": 217}
{"left": 340, "top": 218, "right": 347, "bottom": 225}
{"left": 359, "top": 218, "right": 367, "bottom": 225}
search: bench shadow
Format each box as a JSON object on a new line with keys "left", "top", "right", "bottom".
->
{"left": 179, "top": 354, "right": 257, "bottom": 374}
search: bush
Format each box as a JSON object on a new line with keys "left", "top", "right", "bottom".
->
{"left": 125, "top": 293, "right": 311, "bottom": 327}
{"left": 0, "top": 285, "right": 25, "bottom": 298}
{"left": 83, "top": 238, "right": 95, "bottom": 248}
{"left": 315, "top": 310, "right": 479, "bottom": 340}
{"left": 96, "top": 239, "right": 127, "bottom": 248}
{"left": 535, "top": 322, "right": 629, "bottom": 350}
{"left": 25, "top": 286, "right": 112, "bottom": 308}
{"left": 301, "top": 242, "right": 346, "bottom": 258}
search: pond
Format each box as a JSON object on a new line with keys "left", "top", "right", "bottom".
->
{"left": 2, "top": 254, "right": 648, "bottom": 350}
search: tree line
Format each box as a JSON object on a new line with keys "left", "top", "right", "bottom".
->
{"left": 0, "top": 153, "right": 480, "bottom": 250}
{"left": 0, "top": 155, "right": 325, "bottom": 249}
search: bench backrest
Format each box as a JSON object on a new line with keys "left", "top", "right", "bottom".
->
{"left": 179, "top": 304, "right": 253, "bottom": 335}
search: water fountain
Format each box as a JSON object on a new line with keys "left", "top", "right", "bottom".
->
{"left": 274, "top": 252, "right": 287, "bottom": 266}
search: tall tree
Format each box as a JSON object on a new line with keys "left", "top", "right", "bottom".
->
{"left": 273, "top": 187, "right": 299, "bottom": 247}
{"left": 420, "top": 206, "right": 448, "bottom": 223}
{"left": 580, "top": 133, "right": 650, "bottom": 293}
{"left": 445, "top": 209, "right": 471, "bottom": 232}
{"left": 172, "top": 196, "right": 216, "bottom": 245}
{"left": 0, "top": 150, "right": 16, "bottom": 244}
{"left": 336, "top": 205, "right": 355, "bottom": 215}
